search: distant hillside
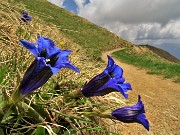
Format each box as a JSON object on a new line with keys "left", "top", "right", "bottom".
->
{"left": 8, "top": 0, "right": 179, "bottom": 65}
{"left": 139, "top": 45, "right": 180, "bottom": 63}
{"left": 13, "top": 0, "right": 133, "bottom": 60}
{"left": 153, "top": 43, "right": 180, "bottom": 59}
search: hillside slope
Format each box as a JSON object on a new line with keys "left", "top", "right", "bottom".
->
{"left": 0, "top": 1, "right": 111, "bottom": 134}
{"left": 139, "top": 45, "right": 180, "bottom": 63}
{"left": 1, "top": 1, "right": 180, "bottom": 134}
{"left": 13, "top": 0, "right": 133, "bottom": 60}
{"left": 12, "top": 0, "right": 178, "bottom": 64}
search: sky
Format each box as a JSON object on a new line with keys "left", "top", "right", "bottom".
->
{"left": 48, "top": 0, "right": 180, "bottom": 58}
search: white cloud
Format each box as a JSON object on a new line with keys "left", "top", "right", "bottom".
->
{"left": 48, "top": 0, "right": 64, "bottom": 7}
{"left": 77, "top": 0, "right": 180, "bottom": 25}
{"left": 74, "top": 0, "right": 180, "bottom": 45}
{"left": 103, "top": 20, "right": 180, "bottom": 45}
{"left": 74, "top": 0, "right": 84, "bottom": 9}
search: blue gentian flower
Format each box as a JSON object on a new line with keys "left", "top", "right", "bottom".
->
{"left": 111, "top": 95, "right": 150, "bottom": 131}
{"left": 19, "top": 36, "right": 80, "bottom": 96}
{"left": 81, "top": 55, "right": 132, "bottom": 98}
{"left": 20, "top": 10, "right": 32, "bottom": 23}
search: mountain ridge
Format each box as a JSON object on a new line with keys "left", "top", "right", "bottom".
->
{"left": 153, "top": 43, "right": 180, "bottom": 59}
{"left": 139, "top": 45, "right": 180, "bottom": 63}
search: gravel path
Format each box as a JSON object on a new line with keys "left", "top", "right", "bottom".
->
{"left": 101, "top": 48, "right": 180, "bottom": 135}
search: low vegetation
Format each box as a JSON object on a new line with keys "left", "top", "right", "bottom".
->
{"left": 13, "top": 0, "right": 132, "bottom": 60}
{"left": 140, "top": 45, "right": 180, "bottom": 63}
{"left": 112, "top": 47, "right": 180, "bottom": 82}
{"left": 1, "top": 0, "right": 178, "bottom": 134}
{"left": 0, "top": 1, "right": 125, "bottom": 134}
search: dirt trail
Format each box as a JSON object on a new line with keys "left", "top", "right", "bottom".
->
{"left": 102, "top": 48, "right": 180, "bottom": 135}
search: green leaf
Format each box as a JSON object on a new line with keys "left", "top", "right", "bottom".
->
{"left": 0, "top": 127, "right": 4, "bottom": 135}
{"left": 17, "top": 102, "right": 44, "bottom": 123}
{"left": 52, "top": 109, "right": 90, "bottom": 123}
{"left": 0, "top": 65, "right": 7, "bottom": 84}
{"left": 35, "top": 127, "right": 45, "bottom": 135}
{"left": 30, "top": 103, "right": 51, "bottom": 122}
{"left": 0, "top": 104, "right": 16, "bottom": 123}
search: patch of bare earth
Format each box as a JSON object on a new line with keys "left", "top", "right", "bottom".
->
{"left": 101, "top": 48, "right": 180, "bottom": 135}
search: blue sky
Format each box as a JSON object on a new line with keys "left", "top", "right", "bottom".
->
{"left": 62, "top": 0, "right": 90, "bottom": 13}
{"left": 48, "top": 0, "right": 180, "bottom": 55}
{"left": 62, "top": 0, "right": 78, "bottom": 13}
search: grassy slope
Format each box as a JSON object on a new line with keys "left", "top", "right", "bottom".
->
{"left": 0, "top": 1, "right": 118, "bottom": 134}
{"left": 112, "top": 47, "right": 180, "bottom": 82}
{"left": 1, "top": 1, "right": 179, "bottom": 134}
{"left": 13, "top": 0, "right": 132, "bottom": 60}
{"left": 13, "top": 0, "right": 180, "bottom": 82}
{"left": 140, "top": 45, "right": 180, "bottom": 63}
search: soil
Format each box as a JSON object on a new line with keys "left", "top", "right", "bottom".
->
{"left": 101, "top": 48, "right": 180, "bottom": 135}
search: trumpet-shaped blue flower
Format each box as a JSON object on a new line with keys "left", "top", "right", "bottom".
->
{"left": 20, "top": 10, "right": 32, "bottom": 23}
{"left": 111, "top": 95, "right": 150, "bottom": 131}
{"left": 81, "top": 55, "right": 132, "bottom": 98}
{"left": 19, "top": 36, "right": 79, "bottom": 96}
{"left": 19, "top": 58, "right": 53, "bottom": 96}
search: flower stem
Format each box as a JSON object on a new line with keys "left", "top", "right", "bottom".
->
{"left": 0, "top": 88, "right": 23, "bottom": 122}
{"left": 83, "top": 111, "right": 114, "bottom": 119}
{"left": 64, "top": 89, "right": 84, "bottom": 99}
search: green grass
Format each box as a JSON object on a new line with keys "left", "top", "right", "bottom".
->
{"left": 112, "top": 48, "right": 180, "bottom": 82}
{"left": 13, "top": 0, "right": 132, "bottom": 60}
{"left": 3, "top": 0, "right": 177, "bottom": 134}
{"left": 0, "top": 1, "right": 123, "bottom": 134}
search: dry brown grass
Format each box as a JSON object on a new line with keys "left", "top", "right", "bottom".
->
{"left": 0, "top": 0, "right": 102, "bottom": 83}
{"left": 0, "top": 1, "right": 129, "bottom": 134}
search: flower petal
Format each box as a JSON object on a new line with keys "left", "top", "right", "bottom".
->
{"left": 64, "top": 63, "right": 80, "bottom": 73}
{"left": 105, "top": 55, "right": 116, "bottom": 73}
{"left": 48, "top": 66, "right": 60, "bottom": 75}
{"left": 132, "top": 95, "right": 145, "bottom": 113}
{"left": 81, "top": 56, "right": 131, "bottom": 98}
{"left": 37, "top": 36, "right": 60, "bottom": 58}
{"left": 136, "top": 114, "right": 150, "bottom": 131}
{"left": 55, "top": 50, "right": 71, "bottom": 63}
{"left": 20, "top": 58, "right": 52, "bottom": 96}
{"left": 119, "top": 83, "right": 132, "bottom": 92}
{"left": 81, "top": 73, "right": 110, "bottom": 97}
{"left": 113, "top": 65, "right": 123, "bottom": 79}
{"left": 22, "top": 10, "right": 28, "bottom": 15}
{"left": 20, "top": 57, "right": 47, "bottom": 88}
{"left": 20, "top": 59, "right": 37, "bottom": 89}
{"left": 111, "top": 95, "right": 149, "bottom": 131}
{"left": 99, "top": 78, "right": 129, "bottom": 98}
{"left": 107, "top": 55, "right": 115, "bottom": 68}
{"left": 20, "top": 66, "right": 52, "bottom": 96}
{"left": 20, "top": 40, "right": 39, "bottom": 57}
{"left": 54, "top": 50, "right": 79, "bottom": 72}
{"left": 117, "top": 77, "right": 125, "bottom": 83}
{"left": 23, "top": 15, "right": 32, "bottom": 21}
